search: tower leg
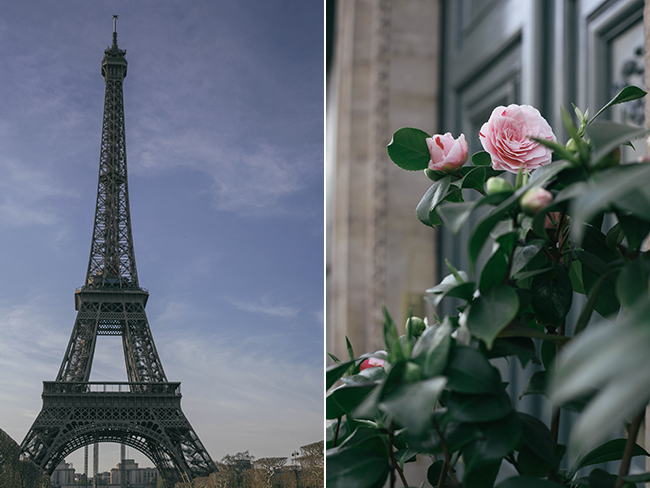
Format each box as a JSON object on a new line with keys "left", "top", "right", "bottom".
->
{"left": 121, "top": 443, "right": 126, "bottom": 488}
{"left": 84, "top": 445, "right": 89, "bottom": 487}
{"left": 93, "top": 442, "right": 99, "bottom": 488}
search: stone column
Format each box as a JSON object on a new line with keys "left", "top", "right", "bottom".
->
{"left": 327, "top": 0, "right": 441, "bottom": 360}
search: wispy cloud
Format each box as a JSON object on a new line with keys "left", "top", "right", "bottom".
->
{"left": 0, "top": 157, "right": 78, "bottom": 227}
{"left": 227, "top": 296, "right": 299, "bottom": 318}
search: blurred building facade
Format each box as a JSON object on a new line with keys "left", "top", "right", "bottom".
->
{"left": 327, "top": 0, "right": 441, "bottom": 361}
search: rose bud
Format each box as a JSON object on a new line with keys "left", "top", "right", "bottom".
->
{"left": 479, "top": 104, "right": 556, "bottom": 173}
{"left": 426, "top": 133, "right": 468, "bottom": 172}
{"left": 406, "top": 316, "right": 426, "bottom": 338}
{"left": 486, "top": 176, "right": 514, "bottom": 195}
{"left": 360, "top": 351, "right": 387, "bottom": 371}
{"left": 521, "top": 187, "right": 553, "bottom": 215}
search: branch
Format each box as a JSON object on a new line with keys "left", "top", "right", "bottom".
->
{"left": 615, "top": 411, "right": 644, "bottom": 488}
{"left": 387, "top": 422, "right": 409, "bottom": 487}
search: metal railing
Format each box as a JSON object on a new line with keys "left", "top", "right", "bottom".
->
{"left": 42, "top": 381, "right": 180, "bottom": 395}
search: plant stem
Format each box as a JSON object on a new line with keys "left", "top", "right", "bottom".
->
{"left": 615, "top": 411, "right": 644, "bottom": 488}
{"left": 433, "top": 418, "right": 458, "bottom": 486}
{"left": 387, "top": 421, "right": 409, "bottom": 488}
{"left": 333, "top": 417, "right": 341, "bottom": 448}
{"left": 550, "top": 407, "right": 560, "bottom": 444}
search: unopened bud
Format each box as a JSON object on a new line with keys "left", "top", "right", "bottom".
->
{"left": 520, "top": 187, "right": 553, "bottom": 215}
{"left": 406, "top": 317, "right": 426, "bottom": 338}
{"left": 486, "top": 177, "right": 514, "bottom": 195}
{"left": 566, "top": 138, "right": 578, "bottom": 152}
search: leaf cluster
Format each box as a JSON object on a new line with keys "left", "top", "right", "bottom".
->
{"left": 327, "top": 86, "right": 650, "bottom": 488}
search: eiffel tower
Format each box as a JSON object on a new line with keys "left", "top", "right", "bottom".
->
{"left": 20, "top": 17, "right": 216, "bottom": 487}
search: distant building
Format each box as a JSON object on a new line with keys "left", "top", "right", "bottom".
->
{"left": 110, "top": 458, "right": 158, "bottom": 486}
{"left": 51, "top": 461, "right": 76, "bottom": 488}
{"left": 96, "top": 471, "right": 112, "bottom": 484}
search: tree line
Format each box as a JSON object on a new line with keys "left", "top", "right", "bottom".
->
{"left": 0, "top": 428, "right": 322, "bottom": 488}
{"left": 187, "top": 442, "right": 324, "bottom": 488}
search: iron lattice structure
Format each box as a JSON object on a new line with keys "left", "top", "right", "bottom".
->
{"left": 21, "top": 22, "right": 216, "bottom": 487}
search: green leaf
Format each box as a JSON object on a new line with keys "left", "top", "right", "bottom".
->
{"left": 517, "top": 444, "right": 553, "bottom": 477}
{"left": 427, "top": 459, "right": 450, "bottom": 488}
{"left": 341, "top": 365, "right": 387, "bottom": 386}
{"left": 569, "top": 438, "right": 649, "bottom": 477}
{"left": 463, "top": 462, "right": 502, "bottom": 488}
{"left": 387, "top": 127, "right": 432, "bottom": 171}
{"left": 495, "top": 476, "right": 563, "bottom": 488}
{"left": 345, "top": 336, "right": 355, "bottom": 361}
{"left": 540, "top": 340, "right": 556, "bottom": 371}
{"left": 462, "top": 166, "right": 487, "bottom": 193}
{"left": 382, "top": 306, "right": 402, "bottom": 362}
{"left": 416, "top": 176, "right": 452, "bottom": 227}
{"left": 326, "top": 446, "right": 390, "bottom": 488}
{"left": 411, "top": 320, "right": 453, "bottom": 378}
{"left": 618, "top": 213, "right": 650, "bottom": 251}
{"left": 576, "top": 251, "right": 620, "bottom": 318}
{"left": 326, "top": 383, "right": 377, "bottom": 419}
{"left": 531, "top": 137, "right": 578, "bottom": 163}
{"left": 587, "top": 468, "right": 617, "bottom": 488}
{"left": 481, "top": 337, "right": 538, "bottom": 368}
{"left": 624, "top": 472, "right": 650, "bottom": 482}
{"left": 438, "top": 192, "right": 514, "bottom": 235}
{"left": 378, "top": 377, "right": 447, "bottom": 433}
{"left": 466, "top": 285, "right": 520, "bottom": 349}
{"left": 393, "top": 448, "right": 418, "bottom": 468}
{"left": 444, "top": 346, "right": 502, "bottom": 394}
{"left": 327, "top": 359, "right": 356, "bottom": 390}
{"left": 466, "top": 160, "right": 574, "bottom": 269}
{"left": 510, "top": 240, "right": 544, "bottom": 277}
{"left": 437, "top": 201, "right": 476, "bottom": 234}
{"left": 574, "top": 271, "right": 615, "bottom": 335}
{"left": 589, "top": 85, "right": 647, "bottom": 124}
{"left": 617, "top": 258, "right": 650, "bottom": 309}
{"left": 479, "top": 247, "right": 509, "bottom": 292}
{"left": 531, "top": 265, "right": 573, "bottom": 327}
{"left": 587, "top": 120, "right": 647, "bottom": 166}
{"left": 405, "top": 412, "right": 482, "bottom": 455}
{"left": 472, "top": 151, "right": 492, "bottom": 166}
{"left": 446, "top": 389, "right": 512, "bottom": 423}
{"left": 426, "top": 271, "right": 474, "bottom": 307}
{"left": 462, "top": 412, "right": 521, "bottom": 472}
{"left": 570, "top": 164, "right": 650, "bottom": 243}
{"left": 518, "top": 412, "right": 558, "bottom": 467}
{"left": 520, "top": 371, "right": 548, "bottom": 398}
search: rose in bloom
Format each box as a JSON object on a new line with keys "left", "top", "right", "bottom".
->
{"left": 479, "top": 104, "right": 556, "bottom": 173}
{"left": 426, "top": 133, "right": 468, "bottom": 172}
{"left": 521, "top": 187, "right": 553, "bottom": 215}
{"left": 360, "top": 351, "right": 387, "bottom": 371}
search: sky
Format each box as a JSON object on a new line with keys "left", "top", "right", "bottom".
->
{"left": 0, "top": 0, "right": 323, "bottom": 475}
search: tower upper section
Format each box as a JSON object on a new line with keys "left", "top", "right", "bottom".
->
{"left": 102, "top": 16, "right": 127, "bottom": 80}
{"left": 84, "top": 17, "right": 140, "bottom": 290}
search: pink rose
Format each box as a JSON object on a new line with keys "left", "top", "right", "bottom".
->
{"left": 479, "top": 104, "right": 556, "bottom": 173}
{"left": 426, "top": 133, "right": 468, "bottom": 172}
{"left": 360, "top": 351, "right": 387, "bottom": 371}
{"left": 521, "top": 187, "right": 553, "bottom": 215}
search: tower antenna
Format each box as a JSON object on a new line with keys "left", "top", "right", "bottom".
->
{"left": 112, "top": 15, "right": 118, "bottom": 47}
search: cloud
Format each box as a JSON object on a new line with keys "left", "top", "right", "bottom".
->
{"left": 0, "top": 157, "right": 78, "bottom": 227}
{"left": 157, "top": 332, "right": 323, "bottom": 459}
{"left": 227, "top": 296, "right": 299, "bottom": 318}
